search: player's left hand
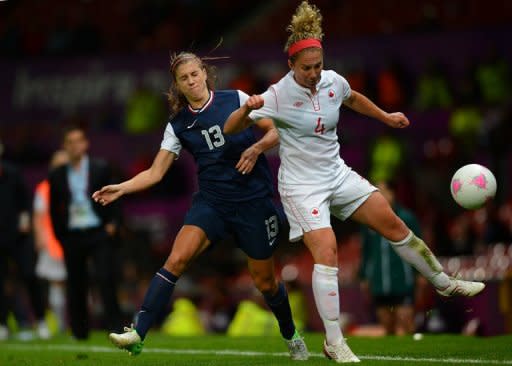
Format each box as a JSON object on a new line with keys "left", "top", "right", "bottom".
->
{"left": 386, "top": 112, "right": 410, "bottom": 128}
{"left": 236, "top": 145, "right": 261, "bottom": 175}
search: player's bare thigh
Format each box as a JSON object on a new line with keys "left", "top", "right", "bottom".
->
{"left": 350, "top": 191, "right": 409, "bottom": 242}
{"left": 164, "top": 225, "right": 211, "bottom": 276}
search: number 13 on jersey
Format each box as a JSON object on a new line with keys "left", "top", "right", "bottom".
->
{"left": 201, "top": 125, "right": 226, "bottom": 149}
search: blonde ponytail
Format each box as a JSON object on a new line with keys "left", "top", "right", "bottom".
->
{"left": 284, "top": 1, "right": 324, "bottom": 59}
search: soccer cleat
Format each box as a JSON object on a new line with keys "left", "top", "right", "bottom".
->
{"left": 436, "top": 278, "right": 485, "bottom": 297}
{"left": 285, "top": 330, "right": 309, "bottom": 360}
{"left": 323, "top": 339, "right": 360, "bottom": 363}
{"left": 109, "top": 325, "right": 144, "bottom": 356}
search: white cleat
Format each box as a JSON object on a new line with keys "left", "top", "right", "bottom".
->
{"left": 323, "top": 339, "right": 360, "bottom": 363}
{"left": 109, "top": 325, "right": 144, "bottom": 356}
{"left": 436, "top": 278, "right": 485, "bottom": 297}
{"left": 285, "top": 331, "right": 309, "bottom": 360}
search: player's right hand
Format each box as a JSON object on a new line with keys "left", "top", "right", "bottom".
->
{"left": 92, "top": 185, "right": 123, "bottom": 206}
{"left": 245, "top": 95, "right": 264, "bottom": 110}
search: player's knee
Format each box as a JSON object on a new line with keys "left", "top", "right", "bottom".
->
{"left": 254, "top": 275, "right": 277, "bottom": 294}
{"left": 165, "top": 255, "right": 192, "bottom": 276}
{"left": 315, "top": 247, "right": 338, "bottom": 267}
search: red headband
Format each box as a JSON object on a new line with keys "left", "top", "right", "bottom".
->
{"left": 288, "top": 38, "right": 322, "bottom": 57}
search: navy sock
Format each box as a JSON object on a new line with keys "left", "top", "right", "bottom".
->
{"left": 135, "top": 268, "right": 178, "bottom": 340}
{"left": 263, "top": 282, "right": 296, "bottom": 340}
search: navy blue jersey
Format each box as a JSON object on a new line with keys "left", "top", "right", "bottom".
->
{"left": 160, "top": 90, "right": 273, "bottom": 202}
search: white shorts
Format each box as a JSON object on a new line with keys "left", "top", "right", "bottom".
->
{"left": 279, "top": 167, "right": 377, "bottom": 242}
{"left": 36, "top": 250, "right": 67, "bottom": 282}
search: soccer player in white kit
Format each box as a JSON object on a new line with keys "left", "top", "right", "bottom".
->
{"left": 224, "top": 1, "right": 486, "bottom": 363}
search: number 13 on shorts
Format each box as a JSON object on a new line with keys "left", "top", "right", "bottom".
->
{"left": 265, "top": 215, "right": 278, "bottom": 242}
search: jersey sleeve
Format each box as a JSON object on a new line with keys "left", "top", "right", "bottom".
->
{"left": 334, "top": 72, "right": 352, "bottom": 101}
{"left": 248, "top": 87, "right": 278, "bottom": 121}
{"left": 237, "top": 90, "right": 250, "bottom": 107}
{"left": 160, "top": 122, "right": 182, "bottom": 157}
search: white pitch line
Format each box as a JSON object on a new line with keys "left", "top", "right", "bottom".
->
{"left": 4, "top": 344, "right": 512, "bottom": 364}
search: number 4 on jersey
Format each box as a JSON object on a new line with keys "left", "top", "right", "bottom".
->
{"left": 315, "top": 117, "right": 325, "bottom": 135}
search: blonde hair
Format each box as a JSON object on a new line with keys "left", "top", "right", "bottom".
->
{"left": 167, "top": 52, "right": 217, "bottom": 116}
{"left": 284, "top": 1, "right": 324, "bottom": 60}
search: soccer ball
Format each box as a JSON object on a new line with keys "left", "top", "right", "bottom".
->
{"left": 450, "top": 164, "right": 497, "bottom": 209}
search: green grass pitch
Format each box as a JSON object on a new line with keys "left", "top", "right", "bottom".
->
{"left": 1, "top": 332, "right": 511, "bottom": 365}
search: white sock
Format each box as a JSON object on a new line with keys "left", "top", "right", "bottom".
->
{"left": 389, "top": 231, "right": 450, "bottom": 289}
{"left": 49, "top": 284, "right": 66, "bottom": 332}
{"left": 312, "top": 264, "right": 343, "bottom": 345}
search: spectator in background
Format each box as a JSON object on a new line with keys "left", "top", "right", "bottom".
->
{"left": 359, "top": 181, "right": 419, "bottom": 336}
{"left": 376, "top": 60, "right": 409, "bottom": 111}
{"left": 445, "top": 213, "right": 476, "bottom": 256}
{"left": 124, "top": 82, "right": 167, "bottom": 135}
{"left": 45, "top": 15, "right": 73, "bottom": 56}
{"left": 448, "top": 96, "right": 482, "bottom": 163}
{"left": 49, "top": 126, "right": 122, "bottom": 340}
{"left": 475, "top": 46, "right": 510, "bottom": 107}
{"left": 0, "top": 18, "right": 22, "bottom": 57}
{"left": 33, "top": 150, "right": 69, "bottom": 334}
{"left": 0, "top": 139, "right": 50, "bottom": 340}
{"left": 368, "top": 134, "right": 405, "bottom": 184}
{"left": 71, "top": 9, "right": 103, "bottom": 55}
{"left": 344, "top": 63, "right": 370, "bottom": 98}
{"left": 415, "top": 60, "right": 453, "bottom": 110}
{"left": 228, "top": 63, "right": 263, "bottom": 96}
{"left": 484, "top": 102, "right": 512, "bottom": 204}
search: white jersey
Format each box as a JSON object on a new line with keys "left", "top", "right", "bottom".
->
{"left": 249, "top": 70, "right": 352, "bottom": 186}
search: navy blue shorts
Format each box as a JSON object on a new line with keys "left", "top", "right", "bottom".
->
{"left": 184, "top": 193, "right": 283, "bottom": 260}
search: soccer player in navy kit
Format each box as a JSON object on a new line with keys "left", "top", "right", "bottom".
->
{"left": 92, "top": 52, "right": 308, "bottom": 360}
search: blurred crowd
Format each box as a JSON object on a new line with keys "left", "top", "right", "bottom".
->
{"left": 1, "top": 0, "right": 511, "bottom": 340}
{"left": 1, "top": 0, "right": 510, "bottom": 58}
{"left": 0, "top": 0, "right": 262, "bottom": 58}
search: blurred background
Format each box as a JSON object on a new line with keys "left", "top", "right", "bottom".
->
{"left": 1, "top": 0, "right": 511, "bottom": 339}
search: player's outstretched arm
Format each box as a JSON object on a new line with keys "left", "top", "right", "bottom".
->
{"left": 224, "top": 95, "right": 264, "bottom": 134}
{"left": 235, "top": 118, "right": 278, "bottom": 175}
{"left": 92, "top": 149, "right": 175, "bottom": 206}
{"left": 344, "top": 90, "right": 410, "bottom": 129}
